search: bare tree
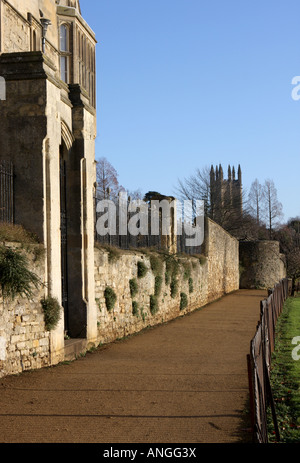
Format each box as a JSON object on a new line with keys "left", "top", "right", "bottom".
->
{"left": 127, "top": 189, "right": 143, "bottom": 201}
{"left": 96, "top": 157, "right": 123, "bottom": 201}
{"left": 175, "top": 165, "right": 251, "bottom": 238}
{"left": 248, "top": 179, "right": 264, "bottom": 225}
{"left": 262, "top": 179, "right": 283, "bottom": 239}
{"left": 275, "top": 218, "right": 300, "bottom": 295}
{"left": 174, "top": 165, "right": 213, "bottom": 218}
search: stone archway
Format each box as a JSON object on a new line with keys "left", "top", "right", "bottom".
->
{"left": 59, "top": 139, "right": 69, "bottom": 334}
{"left": 60, "top": 121, "right": 87, "bottom": 339}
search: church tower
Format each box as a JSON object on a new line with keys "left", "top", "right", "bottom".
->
{"left": 210, "top": 164, "right": 243, "bottom": 224}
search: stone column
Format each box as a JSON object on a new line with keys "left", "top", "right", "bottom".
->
{"left": 0, "top": 51, "right": 65, "bottom": 364}
{"left": 68, "top": 83, "right": 97, "bottom": 345}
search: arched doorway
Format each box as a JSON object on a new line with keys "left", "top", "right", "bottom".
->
{"left": 60, "top": 141, "right": 69, "bottom": 334}
{"left": 60, "top": 121, "right": 88, "bottom": 340}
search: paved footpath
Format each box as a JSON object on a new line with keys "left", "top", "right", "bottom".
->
{"left": 0, "top": 289, "right": 266, "bottom": 444}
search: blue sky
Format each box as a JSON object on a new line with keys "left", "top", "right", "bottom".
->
{"left": 81, "top": 0, "right": 300, "bottom": 222}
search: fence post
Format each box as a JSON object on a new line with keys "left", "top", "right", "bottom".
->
{"left": 264, "top": 358, "right": 280, "bottom": 442}
{"left": 247, "top": 353, "right": 255, "bottom": 442}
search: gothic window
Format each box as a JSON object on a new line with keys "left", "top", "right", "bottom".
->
{"left": 75, "top": 26, "right": 96, "bottom": 107}
{"left": 61, "top": 56, "right": 68, "bottom": 83}
{"left": 32, "top": 30, "right": 37, "bottom": 51}
{"left": 60, "top": 24, "right": 70, "bottom": 83}
{"left": 60, "top": 24, "right": 69, "bottom": 51}
{"left": 78, "top": 31, "right": 81, "bottom": 58}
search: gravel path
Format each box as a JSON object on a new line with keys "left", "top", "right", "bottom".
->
{"left": 0, "top": 289, "right": 266, "bottom": 443}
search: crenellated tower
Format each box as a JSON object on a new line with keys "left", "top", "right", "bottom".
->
{"left": 210, "top": 164, "right": 243, "bottom": 223}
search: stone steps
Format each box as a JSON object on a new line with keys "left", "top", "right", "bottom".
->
{"left": 64, "top": 338, "right": 87, "bottom": 362}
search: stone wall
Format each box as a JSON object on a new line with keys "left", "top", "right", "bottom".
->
{"left": 1, "top": 0, "right": 31, "bottom": 53}
{"left": 205, "top": 217, "right": 240, "bottom": 300}
{"left": 239, "top": 240, "right": 286, "bottom": 290}
{"left": 94, "top": 218, "right": 240, "bottom": 345}
{"left": 0, "top": 218, "right": 240, "bottom": 378}
{"left": 0, "top": 243, "right": 51, "bottom": 378}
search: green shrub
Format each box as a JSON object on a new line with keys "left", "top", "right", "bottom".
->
{"left": 41, "top": 296, "right": 61, "bottom": 331}
{"left": 165, "top": 271, "right": 170, "bottom": 285}
{"left": 188, "top": 277, "right": 194, "bottom": 294}
{"left": 170, "top": 277, "right": 179, "bottom": 298}
{"left": 104, "top": 287, "right": 117, "bottom": 312}
{"left": 132, "top": 301, "right": 139, "bottom": 317}
{"left": 154, "top": 275, "right": 163, "bottom": 297}
{"left": 165, "top": 255, "right": 180, "bottom": 285}
{"left": 150, "top": 254, "right": 164, "bottom": 276}
{"left": 129, "top": 278, "right": 138, "bottom": 298}
{"left": 95, "top": 243, "right": 122, "bottom": 262}
{"left": 180, "top": 292, "right": 188, "bottom": 311}
{"left": 140, "top": 307, "right": 146, "bottom": 322}
{"left": 137, "top": 261, "right": 148, "bottom": 278}
{"left": 150, "top": 294, "right": 159, "bottom": 315}
{"left": 0, "top": 246, "right": 41, "bottom": 300}
{"left": 199, "top": 255, "right": 207, "bottom": 266}
{"left": 165, "top": 257, "right": 173, "bottom": 282}
{"left": 182, "top": 262, "right": 192, "bottom": 280}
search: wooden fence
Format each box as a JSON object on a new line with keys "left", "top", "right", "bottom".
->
{"left": 247, "top": 278, "right": 292, "bottom": 443}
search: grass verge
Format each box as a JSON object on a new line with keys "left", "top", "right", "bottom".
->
{"left": 267, "top": 297, "right": 300, "bottom": 443}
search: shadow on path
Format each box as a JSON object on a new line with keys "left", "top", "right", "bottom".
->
{"left": 0, "top": 289, "right": 266, "bottom": 444}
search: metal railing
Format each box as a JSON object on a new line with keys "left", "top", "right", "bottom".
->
{"left": 0, "top": 161, "right": 13, "bottom": 223}
{"left": 247, "top": 278, "right": 292, "bottom": 443}
{"left": 94, "top": 196, "right": 202, "bottom": 255}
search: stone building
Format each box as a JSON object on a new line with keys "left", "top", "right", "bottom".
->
{"left": 0, "top": 0, "right": 97, "bottom": 363}
{"left": 0, "top": 1, "right": 286, "bottom": 380}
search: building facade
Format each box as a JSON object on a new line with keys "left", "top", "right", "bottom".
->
{"left": 0, "top": 0, "right": 97, "bottom": 363}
